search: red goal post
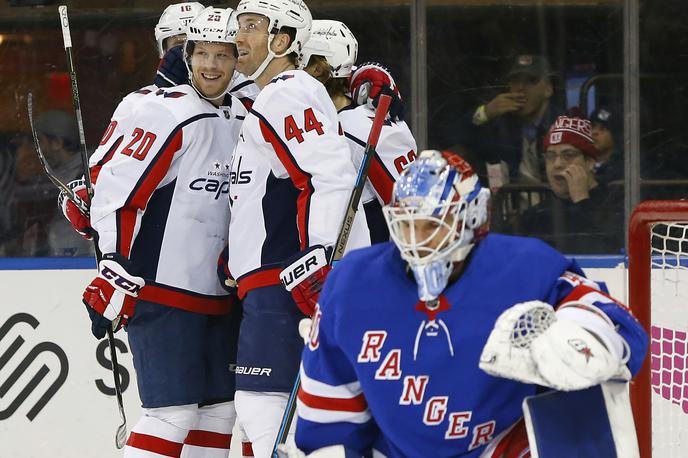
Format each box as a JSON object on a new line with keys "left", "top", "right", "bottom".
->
{"left": 628, "top": 200, "right": 688, "bottom": 458}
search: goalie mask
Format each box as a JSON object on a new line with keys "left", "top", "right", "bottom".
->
{"left": 155, "top": 2, "right": 205, "bottom": 57}
{"left": 383, "top": 150, "right": 490, "bottom": 301}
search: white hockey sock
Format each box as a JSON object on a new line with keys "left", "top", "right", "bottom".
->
{"left": 124, "top": 405, "right": 198, "bottom": 458}
{"left": 240, "top": 424, "right": 255, "bottom": 457}
{"left": 235, "top": 390, "right": 293, "bottom": 458}
{"left": 181, "top": 401, "right": 236, "bottom": 458}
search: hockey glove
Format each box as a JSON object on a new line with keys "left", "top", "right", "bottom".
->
{"left": 154, "top": 45, "right": 188, "bottom": 88}
{"left": 82, "top": 253, "right": 145, "bottom": 339}
{"left": 280, "top": 245, "right": 332, "bottom": 317}
{"left": 479, "top": 301, "right": 630, "bottom": 391}
{"left": 350, "top": 62, "right": 405, "bottom": 122}
{"left": 217, "top": 244, "right": 237, "bottom": 294}
{"left": 58, "top": 178, "right": 94, "bottom": 240}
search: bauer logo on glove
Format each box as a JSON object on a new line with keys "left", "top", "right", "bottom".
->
{"left": 280, "top": 245, "right": 328, "bottom": 291}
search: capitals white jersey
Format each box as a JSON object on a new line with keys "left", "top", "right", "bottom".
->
{"left": 228, "top": 70, "right": 370, "bottom": 296}
{"left": 90, "top": 84, "right": 246, "bottom": 314}
{"left": 339, "top": 104, "right": 417, "bottom": 206}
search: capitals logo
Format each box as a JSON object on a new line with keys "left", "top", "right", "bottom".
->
{"left": 188, "top": 161, "right": 230, "bottom": 200}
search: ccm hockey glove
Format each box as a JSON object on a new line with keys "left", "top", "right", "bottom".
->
{"left": 82, "top": 253, "right": 145, "bottom": 339}
{"left": 280, "top": 245, "right": 332, "bottom": 317}
{"left": 57, "top": 178, "right": 94, "bottom": 240}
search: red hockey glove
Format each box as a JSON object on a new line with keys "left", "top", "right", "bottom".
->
{"left": 350, "top": 62, "right": 405, "bottom": 122}
{"left": 280, "top": 245, "right": 332, "bottom": 317}
{"left": 58, "top": 178, "right": 94, "bottom": 240}
{"left": 82, "top": 253, "right": 145, "bottom": 339}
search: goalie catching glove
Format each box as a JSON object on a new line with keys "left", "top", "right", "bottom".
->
{"left": 280, "top": 245, "right": 331, "bottom": 316}
{"left": 479, "top": 300, "right": 630, "bottom": 391}
{"left": 82, "top": 253, "right": 145, "bottom": 339}
{"left": 58, "top": 178, "right": 94, "bottom": 240}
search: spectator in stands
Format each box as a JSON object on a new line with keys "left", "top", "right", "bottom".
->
{"left": 455, "top": 54, "right": 563, "bottom": 188}
{"left": 5, "top": 110, "right": 93, "bottom": 257}
{"left": 590, "top": 105, "right": 624, "bottom": 185}
{"left": 516, "top": 115, "right": 624, "bottom": 254}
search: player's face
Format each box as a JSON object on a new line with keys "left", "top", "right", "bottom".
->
{"left": 400, "top": 211, "right": 458, "bottom": 258}
{"left": 164, "top": 34, "right": 186, "bottom": 53}
{"left": 508, "top": 74, "right": 552, "bottom": 118}
{"left": 235, "top": 13, "right": 270, "bottom": 77}
{"left": 591, "top": 123, "right": 615, "bottom": 155}
{"left": 545, "top": 144, "right": 590, "bottom": 199}
{"left": 190, "top": 42, "right": 236, "bottom": 101}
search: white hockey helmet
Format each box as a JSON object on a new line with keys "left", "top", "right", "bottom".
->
{"left": 299, "top": 19, "right": 358, "bottom": 78}
{"left": 155, "top": 2, "right": 205, "bottom": 57}
{"left": 233, "top": 0, "right": 312, "bottom": 80}
{"left": 184, "top": 7, "right": 236, "bottom": 100}
{"left": 383, "top": 150, "right": 491, "bottom": 301}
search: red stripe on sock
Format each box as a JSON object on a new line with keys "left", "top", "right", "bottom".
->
{"left": 184, "top": 430, "right": 232, "bottom": 449}
{"left": 242, "top": 441, "right": 255, "bottom": 457}
{"left": 126, "top": 431, "right": 183, "bottom": 457}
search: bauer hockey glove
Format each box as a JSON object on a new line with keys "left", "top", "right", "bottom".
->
{"left": 280, "top": 245, "right": 332, "bottom": 317}
{"left": 58, "top": 178, "right": 94, "bottom": 240}
{"left": 154, "top": 45, "right": 188, "bottom": 88}
{"left": 350, "top": 62, "right": 405, "bottom": 122}
{"left": 82, "top": 253, "right": 145, "bottom": 339}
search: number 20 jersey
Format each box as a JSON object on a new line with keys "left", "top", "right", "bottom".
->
{"left": 227, "top": 70, "right": 370, "bottom": 296}
{"left": 89, "top": 84, "right": 246, "bottom": 313}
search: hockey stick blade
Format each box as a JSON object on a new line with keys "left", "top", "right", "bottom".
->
{"left": 271, "top": 95, "right": 393, "bottom": 457}
{"left": 27, "top": 92, "right": 90, "bottom": 216}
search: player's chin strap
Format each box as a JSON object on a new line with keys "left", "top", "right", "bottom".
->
{"left": 479, "top": 300, "right": 631, "bottom": 392}
{"left": 245, "top": 34, "right": 295, "bottom": 81}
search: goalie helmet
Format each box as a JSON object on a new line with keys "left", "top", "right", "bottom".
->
{"left": 232, "top": 0, "right": 312, "bottom": 80}
{"left": 155, "top": 2, "right": 205, "bottom": 57}
{"left": 299, "top": 19, "right": 358, "bottom": 78}
{"left": 383, "top": 150, "right": 490, "bottom": 301}
{"left": 183, "top": 7, "right": 236, "bottom": 100}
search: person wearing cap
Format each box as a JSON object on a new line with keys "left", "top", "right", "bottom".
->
{"left": 457, "top": 54, "right": 563, "bottom": 187}
{"left": 590, "top": 106, "right": 624, "bottom": 185}
{"left": 516, "top": 115, "right": 624, "bottom": 254}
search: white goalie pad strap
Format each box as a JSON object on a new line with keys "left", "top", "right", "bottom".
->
{"left": 280, "top": 246, "right": 328, "bottom": 291}
{"left": 479, "top": 301, "right": 626, "bottom": 391}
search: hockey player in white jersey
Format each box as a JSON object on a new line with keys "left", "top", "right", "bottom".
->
{"left": 74, "top": 8, "right": 248, "bottom": 457}
{"left": 227, "top": 0, "right": 370, "bottom": 455}
{"left": 300, "top": 23, "right": 418, "bottom": 243}
{"left": 293, "top": 150, "right": 648, "bottom": 457}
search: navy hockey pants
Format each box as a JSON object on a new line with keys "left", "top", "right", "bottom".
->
{"left": 126, "top": 300, "right": 240, "bottom": 408}
{"left": 235, "top": 284, "right": 306, "bottom": 392}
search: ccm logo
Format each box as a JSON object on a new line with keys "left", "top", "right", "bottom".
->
{"left": 101, "top": 266, "right": 142, "bottom": 294}
{"left": 189, "top": 178, "right": 230, "bottom": 200}
{"left": 281, "top": 255, "right": 319, "bottom": 289}
{"left": 0, "top": 313, "right": 68, "bottom": 421}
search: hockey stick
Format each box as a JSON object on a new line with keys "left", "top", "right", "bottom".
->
{"left": 271, "top": 94, "right": 393, "bottom": 456}
{"left": 49, "top": 5, "right": 127, "bottom": 449}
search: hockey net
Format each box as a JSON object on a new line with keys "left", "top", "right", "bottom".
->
{"left": 629, "top": 200, "right": 688, "bottom": 458}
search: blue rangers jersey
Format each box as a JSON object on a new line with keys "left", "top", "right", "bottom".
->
{"left": 296, "top": 235, "right": 648, "bottom": 457}
{"left": 89, "top": 84, "right": 246, "bottom": 315}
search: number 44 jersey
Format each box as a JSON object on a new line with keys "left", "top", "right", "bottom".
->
{"left": 228, "top": 69, "right": 370, "bottom": 297}
{"left": 89, "top": 84, "right": 245, "bottom": 313}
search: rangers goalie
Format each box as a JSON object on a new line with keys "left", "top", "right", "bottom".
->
{"left": 292, "top": 150, "right": 648, "bottom": 457}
